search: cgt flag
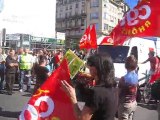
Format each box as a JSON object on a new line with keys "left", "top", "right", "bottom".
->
{"left": 79, "top": 24, "right": 97, "bottom": 49}
{"left": 110, "top": 0, "right": 160, "bottom": 45}
{"left": 19, "top": 59, "right": 76, "bottom": 120}
{"left": 90, "top": 24, "right": 97, "bottom": 49}
{"left": 99, "top": 36, "right": 114, "bottom": 45}
{"left": 79, "top": 25, "right": 90, "bottom": 49}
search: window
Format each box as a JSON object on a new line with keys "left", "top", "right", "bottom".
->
{"left": 90, "top": 0, "right": 99, "bottom": 7}
{"left": 104, "top": 12, "right": 108, "bottom": 20}
{"left": 91, "top": 23, "right": 99, "bottom": 30}
{"left": 70, "top": 5, "right": 72, "bottom": 9}
{"left": 90, "top": 13, "right": 99, "bottom": 19}
{"left": 131, "top": 46, "right": 138, "bottom": 60}
{"left": 75, "top": 19, "right": 78, "bottom": 26}
{"left": 95, "top": 23, "right": 99, "bottom": 30}
{"left": 59, "top": 13, "right": 61, "bottom": 18}
{"left": 82, "top": 1, "right": 85, "bottom": 7}
{"left": 81, "top": 19, "right": 85, "bottom": 26}
{"left": 108, "top": 26, "right": 112, "bottom": 31}
{"left": 104, "top": 23, "right": 108, "bottom": 30}
{"left": 98, "top": 46, "right": 130, "bottom": 63}
{"left": 65, "top": 13, "right": 67, "bottom": 18}
{"left": 76, "top": 3, "right": 79, "bottom": 8}
{"left": 66, "top": 6, "right": 68, "bottom": 10}
{"left": 60, "top": 8, "right": 63, "bottom": 12}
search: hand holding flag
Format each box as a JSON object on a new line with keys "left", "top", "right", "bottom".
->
{"left": 19, "top": 59, "right": 77, "bottom": 120}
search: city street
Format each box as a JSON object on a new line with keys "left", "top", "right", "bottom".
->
{"left": 0, "top": 84, "right": 158, "bottom": 120}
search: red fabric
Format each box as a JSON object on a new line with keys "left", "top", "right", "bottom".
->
{"left": 79, "top": 25, "right": 90, "bottom": 49}
{"left": 79, "top": 25, "right": 97, "bottom": 49}
{"left": 110, "top": 0, "right": 160, "bottom": 45}
{"left": 100, "top": 36, "right": 114, "bottom": 45}
{"left": 149, "top": 72, "right": 160, "bottom": 83}
{"left": 54, "top": 54, "right": 60, "bottom": 64}
{"left": 149, "top": 58, "right": 160, "bottom": 83}
{"left": 90, "top": 24, "right": 97, "bottom": 49}
{"left": 19, "top": 59, "right": 76, "bottom": 120}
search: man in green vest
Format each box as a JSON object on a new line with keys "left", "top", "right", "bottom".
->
{"left": 19, "top": 48, "right": 33, "bottom": 92}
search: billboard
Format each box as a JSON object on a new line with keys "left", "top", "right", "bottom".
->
{"left": 0, "top": 0, "right": 56, "bottom": 38}
{"left": 56, "top": 32, "right": 65, "bottom": 45}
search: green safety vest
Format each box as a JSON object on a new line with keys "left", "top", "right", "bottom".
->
{"left": 19, "top": 54, "right": 32, "bottom": 70}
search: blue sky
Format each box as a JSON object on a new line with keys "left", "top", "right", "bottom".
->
{"left": 124, "top": 0, "right": 139, "bottom": 9}
{"left": 0, "top": 0, "right": 4, "bottom": 13}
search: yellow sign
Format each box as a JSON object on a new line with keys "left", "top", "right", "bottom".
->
{"left": 63, "top": 49, "right": 84, "bottom": 79}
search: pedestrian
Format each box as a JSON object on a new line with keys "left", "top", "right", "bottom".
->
{"left": 141, "top": 50, "right": 159, "bottom": 76}
{"left": 118, "top": 55, "right": 138, "bottom": 120}
{"left": 19, "top": 48, "right": 33, "bottom": 92}
{"left": 61, "top": 53, "right": 118, "bottom": 120}
{"left": 5, "top": 49, "right": 18, "bottom": 95}
{"left": 33, "top": 56, "right": 50, "bottom": 93}
{"left": 17, "top": 47, "right": 24, "bottom": 88}
{"left": 0, "top": 48, "right": 6, "bottom": 93}
{"left": 50, "top": 50, "right": 60, "bottom": 70}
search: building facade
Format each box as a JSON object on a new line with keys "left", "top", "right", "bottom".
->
{"left": 56, "top": 0, "right": 87, "bottom": 49}
{"left": 56, "top": 0, "right": 128, "bottom": 49}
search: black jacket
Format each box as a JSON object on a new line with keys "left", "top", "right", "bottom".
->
{"left": 5, "top": 55, "right": 18, "bottom": 73}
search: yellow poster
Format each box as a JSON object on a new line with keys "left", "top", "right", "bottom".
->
{"left": 63, "top": 50, "right": 84, "bottom": 79}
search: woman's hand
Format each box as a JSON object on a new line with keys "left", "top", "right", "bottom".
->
{"left": 61, "top": 80, "right": 77, "bottom": 104}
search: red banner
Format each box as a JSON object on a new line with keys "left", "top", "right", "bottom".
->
{"left": 79, "top": 24, "right": 97, "bottom": 49}
{"left": 19, "top": 59, "right": 76, "bottom": 120}
{"left": 110, "top": 0, "right": 160, "bottom": 45}
{"left": 100, "top": 36, "right": 114, "bottom": 45}
{"left": 90, "top": 24, "right": 97, "bottom": 49}
{"left": 79, "top": 25, "right": 90, "bottom": 49}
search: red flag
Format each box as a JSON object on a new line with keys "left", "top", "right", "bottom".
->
{"left": 79, "top": 25, "right": 97, "bottom": 49}
{"left": 54, "top": 53, "right": 60, "bottom": 64}
{"left": 110, "top": 0, "right": 160, "bottom": 45}
{"left": 19, "top": 59, "right": 76, "bottom": 120}
{"left": 79, "top": 25, "right": 91, "bottom": 49}
{"left": 100, "top": 36, "right": 114, "bottom": 45}
{"left": 90, "top": 24, "right": 97, "bottom": 49}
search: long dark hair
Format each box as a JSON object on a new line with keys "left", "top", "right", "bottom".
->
{"left": 87, "top": 53, "right": 116, "bottom": 87}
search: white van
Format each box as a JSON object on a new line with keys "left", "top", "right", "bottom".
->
{"left": 97, "top": 37, "right": 156, "bottom": 85}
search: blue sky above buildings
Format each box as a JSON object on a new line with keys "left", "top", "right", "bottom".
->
{"left": 124, "top": 0, "right": 139, "bottom": 9}
{"left": 0, "top": 0, "right": 4, "bottom": 13}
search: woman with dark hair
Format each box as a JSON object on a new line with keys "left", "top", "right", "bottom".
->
{"left": 61, "top": 53, "right": 118, "bottom": 120}
{"left": 118, "top": 55, "right": 138, "bottom": 120}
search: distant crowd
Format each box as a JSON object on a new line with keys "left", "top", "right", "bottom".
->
{"left": 0, "top": 47, "right": 66, "bottom": 94}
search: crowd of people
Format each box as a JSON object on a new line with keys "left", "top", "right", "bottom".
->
{"left": 0, "top": 46, "right": 160, "bottom": 120}
{"left": 0, "top": 47, "right": 64, "bottom": 95}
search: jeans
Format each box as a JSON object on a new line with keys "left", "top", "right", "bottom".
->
{"left": 118, "top": 101, "right": 137, "bottom": 120}
{"left": 0, "top": 64, "right": 5, "bottom": 90}
{"left": 19, "top": 70, "right": 31, "bottom": 90}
